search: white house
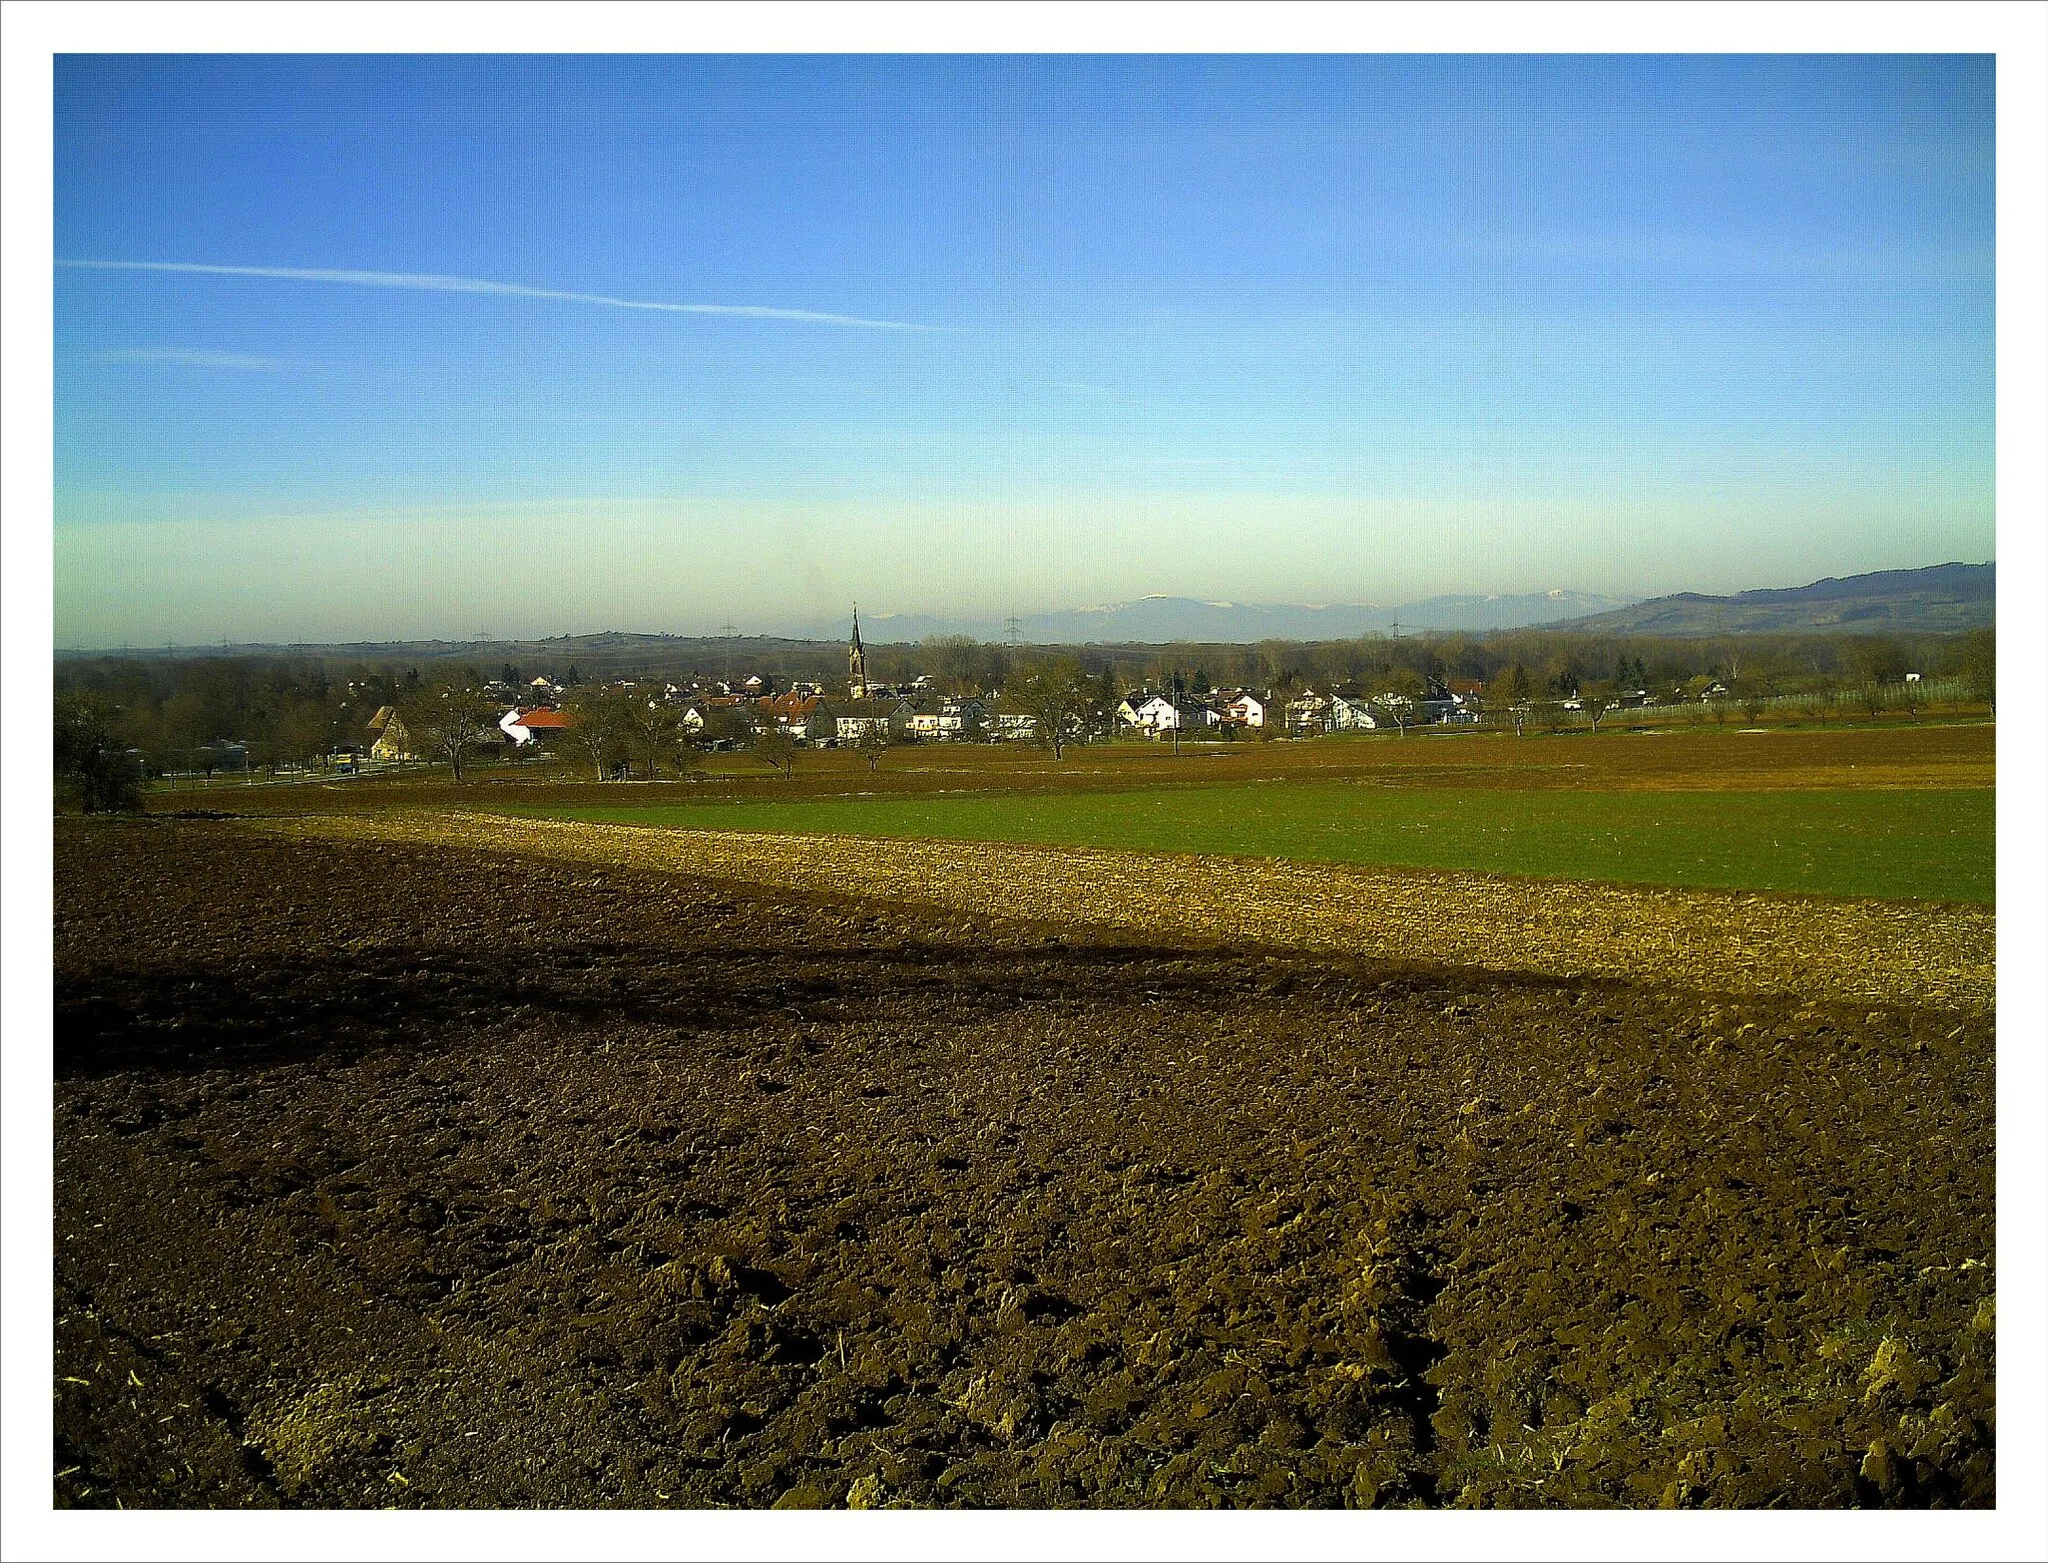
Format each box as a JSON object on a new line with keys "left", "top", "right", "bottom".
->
{"left": 1133, "top": 694, "right": 1176, "bottom": 730}
{"left": 499, "top": 706, "right": 576, "bottom": 748}
{"left": 1328, "top": 695, "right": 1378, "bottom": 731}
{"left": 1127, "top": 695, "right": 1215, "bottom": 735}
{"left": 905, "top": 698, "right": 986, "bottom": 740}
{"left": 1287, "top": 692, "right": 1330, "bottom": 732}
{"left": 835, "top": 700, "right": 913, "bottom": 743}
{"left": 1222, "top": 692, "right": 1266, "bottom": 729}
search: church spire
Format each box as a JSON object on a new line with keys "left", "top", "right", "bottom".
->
{"left": 848, "top": 605, "right": 868, "bottom": 700}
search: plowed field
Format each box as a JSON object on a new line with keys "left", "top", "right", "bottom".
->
{"left": 53, "top": 818, "right": 1995, "bottom": 1509}
{"left": 265, "top": 811, "right": 1994, "bottom": 1010}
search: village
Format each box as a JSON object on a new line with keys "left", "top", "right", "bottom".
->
{"left": 363, "top": 615, "right": 1505, "bottom": 770}
{"left": 82, "top": 607, "right": 1960, "bottom": 787}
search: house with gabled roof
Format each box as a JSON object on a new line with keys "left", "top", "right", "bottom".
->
{"left": 904, "top": 696, "right": 986, "bottom": 741}
{"left": 500, "top": 706, "right": 577, "bottom": 748}
{"left": 1214, "top": 691, "right": 1267, "bottom": 730}
{"left": 367, "top": 706, "right": 415, "bottom": 760}
{"left": 1121, "top": 693, "right": 1215, "bottom": 736}
{"left": 835, "top": 698, "right": 915, "bottom": 744}
{"left": 755, "top": 692, "right": 835, "bottom": 743}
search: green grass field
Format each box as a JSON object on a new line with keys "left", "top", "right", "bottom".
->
{"left": 502, "top": 781, "right": 1993, "bottom": 903}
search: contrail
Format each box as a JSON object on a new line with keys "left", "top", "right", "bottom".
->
{"left": 57, "top": 259, "right": 939, "bottom": 331}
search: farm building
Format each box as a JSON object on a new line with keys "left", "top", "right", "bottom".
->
{"left": 366, "top": 706, "right": 415, "bottom": 760}
{"left": 500, "top": 706, "right": 577, "bottom": 748}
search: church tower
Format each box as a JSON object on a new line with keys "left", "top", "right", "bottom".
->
{"left": 848, "top": 607, "right": 868, "bottom": 701}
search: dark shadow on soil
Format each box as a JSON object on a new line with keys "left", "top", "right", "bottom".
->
{"left": 52, "top": 817, "right": 1998, "bottom": 1510}
{"left": 54, "top": 938, "right": 1613, "bottom": 1082}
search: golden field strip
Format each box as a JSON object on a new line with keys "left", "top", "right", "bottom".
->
{"left": 261, "top": 810, "right": 1994, "bottom": 1011}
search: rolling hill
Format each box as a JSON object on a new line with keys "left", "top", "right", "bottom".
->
{"left": 1546, "top": 563, "right": 1993, "bottom": 636}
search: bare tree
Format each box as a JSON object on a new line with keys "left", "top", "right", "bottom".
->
{"left": 753, "top": 727, "right": 799, "bottom": 777}
{"left": 559, "top": 685, "right": 638, "bottom": 781}
{"left": 1007, "top": 658, "right": 1097, "bottom": 760}
{"left": 404, "top": 682, "right": 501, "bottom": 783}
{"left": 1381, "top": 668, "right": 1426, "bottom": 738}
{"left": 922, "top": 634, "right": 996, "bottom": 696}
{"left": 856, "top": 723, "right": 891, "bottom": 772}
{"left": 1488, "top": 662, "right": 1531, "bottom": 737}
{"left": 629, "top": 700, "right": 694, "bottom": 780}
{"left": 279, "top": 698, "right": 336, "bottom": 771}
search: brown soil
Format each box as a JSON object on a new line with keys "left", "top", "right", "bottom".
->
{"left": 54, "top": 819, "right": 1995, "bottom": 1509}
{"left": 147, "top": 719, "right": 1993, "bottom": 816}
{"left": 265, "top": 810, "right": 1996, "bottom": 1011}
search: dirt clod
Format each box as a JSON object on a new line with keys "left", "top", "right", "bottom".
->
{"left": 52, "top": 819, "right": 1994, "bottom": 1508}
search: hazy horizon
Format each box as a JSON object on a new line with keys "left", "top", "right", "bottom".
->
{"left": 56, "top": 54, "right": 1995, "bottom": 646}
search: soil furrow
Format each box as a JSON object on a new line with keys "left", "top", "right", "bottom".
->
{"left": 53, "top": 820, "right": 1994, "bottom": 1508}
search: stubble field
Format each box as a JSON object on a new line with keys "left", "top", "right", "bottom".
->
{"left": 53, "top": 722, "right": 1996, "bottom": 1508}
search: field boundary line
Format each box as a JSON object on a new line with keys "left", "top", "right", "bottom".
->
{"left": 255, "top": 811, "right": 1995, "bottom": 1011}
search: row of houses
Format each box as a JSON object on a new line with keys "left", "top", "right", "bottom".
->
{"left": 493, "top": 691, "right": 1029, "bottom": 752}
{"left": 712, "top": 691, "right": 1020, "bottom": 747}
{"left": 1115, "top": 690, "right": 1268, "bottom": 735}
{"left": 365, "top": 627, "right": 1502, "bottom": 762}
{"left": 1113, "top": 679, "right": 1488, "bottom": 738}
{"left": 1278, "top": 683, "right": 1485, "bottom": 734}
{"left": 477, "top": 677, "right": 1492, "bottom": 757}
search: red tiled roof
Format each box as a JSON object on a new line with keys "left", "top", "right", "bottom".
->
{"left": 518, "top": 708, "right": 576, "bottom": 729}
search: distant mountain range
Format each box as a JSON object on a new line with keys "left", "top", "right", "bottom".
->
{"left": 56, "top": 565, "right": 1992, "bottom": 662}
{"left": 843, "top": 589, "right": 1636, "bottom": 645}
{"left": 1546, "top": 562, "right": 1994, "bottom": 636}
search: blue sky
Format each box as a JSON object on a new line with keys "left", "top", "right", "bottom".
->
{"left": 54, "top": 54, "right": 1993, "bottom": 644}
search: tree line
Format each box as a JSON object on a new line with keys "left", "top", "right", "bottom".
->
{"left": 52, "top": 625, "right": 1993, "bottom": 809}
